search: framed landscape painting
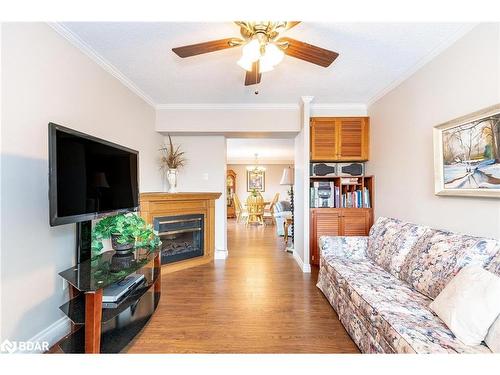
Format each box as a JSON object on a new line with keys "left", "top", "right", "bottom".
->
{"left": 434, "top": 104, "right": 500, "bottom": 197}
{"left": 247, "top": 170, "right": 265, "bottom": 192}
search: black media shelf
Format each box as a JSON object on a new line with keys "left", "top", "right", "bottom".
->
{"left": 57, "top": 246, "right": 161, "bottom": 353}
{"left": 59, "top": 266, "right": 160, "bottom": 325}
{"left": 58, "top": 291, "right": 161, "bottom": 353}
{"left": 59, "top": 247, "right": 160, "bottom": 292}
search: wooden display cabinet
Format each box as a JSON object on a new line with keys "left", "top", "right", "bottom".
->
{"left": 226, "top": 169, "right": 236, "bottom": 218}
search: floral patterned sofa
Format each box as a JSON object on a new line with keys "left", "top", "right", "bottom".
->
{"left": 316, "top": 216, "right": 500, "bottom": 353}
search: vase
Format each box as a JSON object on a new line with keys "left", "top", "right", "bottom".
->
{"left": 167, "top": 168, "right": 178, "bottom": 193}
{"left": 110, "top": 233, "right": 135, "bottom": 254}
{"left": 162, "top": 169, "right": 169, "bottom": 192}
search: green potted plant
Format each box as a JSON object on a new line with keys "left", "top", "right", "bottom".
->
{"left": 91, "top": 213, "right": 161, "bottom": 257}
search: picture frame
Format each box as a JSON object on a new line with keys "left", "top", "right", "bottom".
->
{"left": 433, "top": 103, "right": 500, "bottom": 198}
{"left": 247, "top": 170, "right": 265, "bottom": 192}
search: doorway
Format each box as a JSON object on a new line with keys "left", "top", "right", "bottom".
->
{"left": 225, "top": 138, "right": 295, "bottom": 252}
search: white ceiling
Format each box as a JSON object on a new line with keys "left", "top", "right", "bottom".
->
{"left": 59, "top": 22, "right": 473, "bottom": 105}
{"left": 227, "top": 138, "right": 295, "bottom": 164}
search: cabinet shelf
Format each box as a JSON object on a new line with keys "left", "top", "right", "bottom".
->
{"left": 310, "top": 175, "right": 374, "bottom": 209}
{"left": 310, "top": 175, "right": 373, "bottom": 179}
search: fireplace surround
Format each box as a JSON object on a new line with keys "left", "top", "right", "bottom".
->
{"left": 139, "top": 192, "right": 221, "bottom": 273}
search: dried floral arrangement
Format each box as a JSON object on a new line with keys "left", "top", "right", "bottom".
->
{"left": 159, "top": 135, "right": 186, "bottom": 170}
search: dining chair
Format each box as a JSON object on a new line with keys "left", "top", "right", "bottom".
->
{"left": 233, "top": 194, "right": 248, "bottom": 224}
{"left": 246, "top": 193, "right": 265, "bottom": 226}
{"left": 263, "top": 192, "right": 280, "bottom": 225}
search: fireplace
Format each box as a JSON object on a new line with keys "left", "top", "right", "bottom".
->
{"left": 154, "top": 214, "right": 205, "bottom": 265}
{"left": 140, "top": 192, "right": 221, "bottom": 273}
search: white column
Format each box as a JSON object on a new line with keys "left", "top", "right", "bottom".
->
{"left": 215, "top": 136, "right": 228, "bottom": 259}
{"left": 301, "top": 96, "right": 313, "bottom": 273}
{"left": 293, "top": 96, "right": 313, "bottom": 273}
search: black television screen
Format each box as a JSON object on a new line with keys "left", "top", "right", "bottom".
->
{"left": 49, "top": 123, "right": 139, "bottom": 226}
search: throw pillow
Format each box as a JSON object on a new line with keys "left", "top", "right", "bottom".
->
{"left": 429, "top": 265, "right": 500, "bottom": 346}
{"left": 485, "top": 315, "right": 500, "bottom": 353}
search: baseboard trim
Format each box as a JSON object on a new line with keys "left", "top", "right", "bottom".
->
{"left": 292, "top": 250, "right": 311, "bottom": 273}
{"left": 214, "top": 248, "right": 228, "bottom": 260}
{"left": 23, "top": 316, "right": 71, "bottom": 353}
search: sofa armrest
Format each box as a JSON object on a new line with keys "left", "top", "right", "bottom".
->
{"left": 319, "top": 236, "right": 368, "bottom": 261}
{"left": 273, "top": 211, "right": 292, "bottom": 219}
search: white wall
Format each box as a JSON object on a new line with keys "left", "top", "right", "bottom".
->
{"left": 0, "top": 23, "right": 163, "bottom": 344}
{"left": 227, "top": 164, "right": 293, "bottom": 203}
{"left": 165, "top": 136, "right": 227, "bottom": 255}
{"left": 368, "top": 23, "right": 500, "bottom": 239}
{"left": 156, "top": 104, "right": 300, "bottom": 135}
{"left": 155, "top": 103, "right": 367, "bottom": 136}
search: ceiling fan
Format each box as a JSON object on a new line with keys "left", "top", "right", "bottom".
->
{"left": 172, "top": 21, "right": 339, "bottom": 86}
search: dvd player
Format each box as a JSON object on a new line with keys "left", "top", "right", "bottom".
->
{"left": 102, "top": 273, "right": 145, "bottom": 304}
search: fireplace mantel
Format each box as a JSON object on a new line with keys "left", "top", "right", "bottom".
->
{"left": 140, "top": 192, "right": 221, "bottom": 274}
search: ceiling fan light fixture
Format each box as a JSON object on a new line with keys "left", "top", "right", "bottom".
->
{"left": 258, "top": 58, "right": 275, "bottom": 73}
{"left": 237, "top": 56, "right": 253, "bottom": 71}
{"left": 259, "top": 43, "right": 284, "bottom": 69}
{"left": 241, "top": 39, "right": 261, "bottom": 63}
{"left": 172, "top": 21, "right": 339, "bottom": 86}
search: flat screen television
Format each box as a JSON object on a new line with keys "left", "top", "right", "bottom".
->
{"left": 49, "top": 123, "right": 139, "bottom": 226}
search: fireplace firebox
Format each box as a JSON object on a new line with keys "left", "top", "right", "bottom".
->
{"left": 154, "top": 214, "right": 204, "bottom": 265}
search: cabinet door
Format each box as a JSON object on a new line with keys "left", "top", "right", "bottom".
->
{"left": 310, "top": 118, "right": 338, "bottom": 161}
{"left": 341, "top": 210, "right": 371, "bottom": 236}
{"left": 337, "top": 117, "right": 369, "bottom": 161}
{"left": 310, "top": 209, "right": 341, "bottom": 265}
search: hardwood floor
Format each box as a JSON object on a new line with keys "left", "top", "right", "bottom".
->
{"left": 124, "top": 219, "right": 359, "bottom": 353}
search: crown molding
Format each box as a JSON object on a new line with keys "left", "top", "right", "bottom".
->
{"left": 156, "top": 103, "right": 300, "bottom": 111}
{"left": 48, "top": 22, "right": 156, "bottom": 108}
{"left": 311, "top": 103, "right": 367, "bottom": 111}
{"left": 227, "top": 158, "right": 294, "bottom": 165}
{"left": 156, "top": 102, "right": 367, "bottom": 112}
{"left": 367, "top": 23, "right": 479, "bottom": 107}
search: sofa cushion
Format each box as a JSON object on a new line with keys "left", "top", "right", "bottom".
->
{"left": 486, "top": 251, "right": 500, "bottom": 277}
{"left": 400, "top": 229, "right": 500, "bottom": 299}
{"left": 429, "top": 266, "right": 500, "bottom": 346}
{"left": 317, "top": 255, "right": 491, "bottom": 353}
{"left": 320, "top": 236, "right": 368, "bottom": 261}
{"left": 367, "top": 217, "right": 430, "bottom": 278}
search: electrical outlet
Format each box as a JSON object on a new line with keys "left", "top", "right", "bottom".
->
{"left": 202, "top": 173, "right": 209, "bottom": 181}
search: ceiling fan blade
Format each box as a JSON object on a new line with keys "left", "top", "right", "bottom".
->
{"left": 244, "top": 61, "right": 262, "bottom": 86}
{"left": 172, "top": 38, "right": 238, "bottom": 58}
{"left": 278, "top": 37, "right": 339, "bottom": 67}
{"left": 285, "top": 21, "right": 301, "bottom": 30}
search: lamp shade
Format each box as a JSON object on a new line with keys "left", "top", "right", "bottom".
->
{"left": 280, "top": 167, "right": 294, "bottom": 186}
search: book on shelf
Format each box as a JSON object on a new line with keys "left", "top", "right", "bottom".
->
{"left": 363, "top": 187, "right": 371, "bottom": 208}
{"left": 310, "top": 181, "right": 371, "bottom": 209}
{"left": 342, "top": 188, "right": 371, "bottom": 208}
